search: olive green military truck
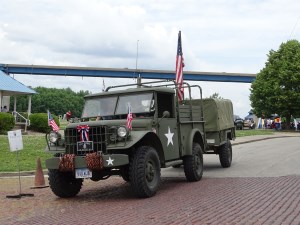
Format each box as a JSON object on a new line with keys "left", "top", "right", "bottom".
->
{"left": 45, "top": 81, "right": 235, "bottom": 198}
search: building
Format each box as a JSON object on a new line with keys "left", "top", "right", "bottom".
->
{"left": 0, "top": 70, "right": 36, "bottom": 123}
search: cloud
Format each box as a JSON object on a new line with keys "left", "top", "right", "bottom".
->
{"left": 1, "top": 0, "right": 300, "bottom": 117}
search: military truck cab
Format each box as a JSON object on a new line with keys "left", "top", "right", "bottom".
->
{"left": 45, "top": 80, "right": 235, "bottom": 198}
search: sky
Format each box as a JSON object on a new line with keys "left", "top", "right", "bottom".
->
{"left": 0, "top": 0, "right": 300, "bottom": 117}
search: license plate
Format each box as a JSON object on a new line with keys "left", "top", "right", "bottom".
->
{"left": 75, "top": 168, "right": 92, "bottom": 179}
{"left": 77, "top": 141, "right": 93, "bottom": 151}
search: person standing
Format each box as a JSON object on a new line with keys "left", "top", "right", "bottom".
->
{"left": 274, "top": 117, "right": 281, "bottom": 130}
{"left": 66, "top": 111, "right": 72, "bottom": 121}
{"left": 1, "top": 106, "right": 8, "bottom": 112}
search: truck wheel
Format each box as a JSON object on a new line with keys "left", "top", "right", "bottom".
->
{"left": 48, "top": 169, "right": 83, "bottom": 198}
{"left": 183, "top": 142, "right": 203, "bottom": 182}
{"left": 219, "top": 140, "right": 232, "bottom": 168}
{"left": 120, "top": 166, "right": 130, "bottom": 182}
{"left": 129, "top": 146, "right": 161, "bottom": 198}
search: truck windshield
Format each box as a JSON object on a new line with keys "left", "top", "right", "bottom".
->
{"left": 82, "top": 96, "right": 117, "bottom": 118}
{"left": 116, "top": 93, "right": 154, "bottom": 115}
{"left": 81, "top": 92, "right": 154, "bottom": 118}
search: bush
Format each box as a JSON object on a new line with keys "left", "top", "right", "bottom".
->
{"left": 20, "top": 112, "right": 29, "bottom": 119}
{"left": 0, "top": 113, "right": 15, "bottom": 134}
{"left": 29, "top": 113, "right": 60, "bottom": 133}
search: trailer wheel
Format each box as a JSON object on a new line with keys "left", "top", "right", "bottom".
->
{"left": 129, "top": 146, "right": 161, "bottom": 198}
{"left": 219, "top": 139, "right": 232, "bottom": 168}
{"left": 48, "top": 169, "right": 83, "bottom": 198}
{"left": 183, "top": 142, "right": 203, "bottom": 182}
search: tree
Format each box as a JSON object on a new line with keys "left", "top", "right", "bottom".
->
{"left": 10, "top": 87, "right": 91, "bottom": 117}
{"left": 209, "top": 92, "right": 223, "bottom": 99}
{"left": 250, "top": 40, "right": 300, "bottom": 128}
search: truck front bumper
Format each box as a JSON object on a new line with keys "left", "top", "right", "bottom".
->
{"left": 45, "top": 154, "right": 129, "bottom": 170}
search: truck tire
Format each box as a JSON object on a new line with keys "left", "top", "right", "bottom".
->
{"left": 219, "top": 140, "right": 232, "bottom": 168}
{"left": 183, "top": 142, "right": 203, "bottom": 182}
{"left": 48, "top": 169, "right": 83, "bottom": 198}
{"left": 129, "top": 146, "right": 161, "bottom": 198}
{"left": 120, "top": 165, "right": 130, "bottom": 182}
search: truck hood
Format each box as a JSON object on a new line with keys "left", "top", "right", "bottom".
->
{"left": 66, "top": 118, "right": 154, "bottom": 129}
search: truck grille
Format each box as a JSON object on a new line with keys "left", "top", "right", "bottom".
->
{"left": 65, "top": 126, "right": 106, "bottom": 156}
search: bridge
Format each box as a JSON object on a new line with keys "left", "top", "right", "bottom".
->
{"left": 0, "top": 64, "right": 256, "bottom": 83}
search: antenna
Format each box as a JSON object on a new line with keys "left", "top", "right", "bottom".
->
{"left": 136, "top": 40, "right": 139, "bottom": 70}
{"left": 136, "top": 40, "right": 142, "bottom": 86}
{"left": 288, "top": 16, "right": 300, "bottom": 40}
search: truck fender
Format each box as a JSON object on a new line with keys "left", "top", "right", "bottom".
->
{"left": 123, "top": 130, "right": 153, "bottom": 149}
{"left": 186, "top": 129, "right": 204, "bottom": 155}
{"left": 122, "top": 131, "right": 164, "bottom": 165}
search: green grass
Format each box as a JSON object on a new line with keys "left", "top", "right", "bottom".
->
{"left": 0, "top": 135, "right": 51, "bottom": 172}
{"left": 0, "top": 120, "right": 69, "bottom": 172}
{"left": 236, "top": 129, "right": 274, "bottom": 137}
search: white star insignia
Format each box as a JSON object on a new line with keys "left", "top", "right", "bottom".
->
{"left": 106, "top": 157, "right": 114, "bottom": 166}
{"left": 164, "top": 127, "right": 174, "bottom": 146}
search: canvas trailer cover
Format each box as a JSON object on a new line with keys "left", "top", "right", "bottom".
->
{"left": 190, "top": 98, "right": 234, "bottom": 132}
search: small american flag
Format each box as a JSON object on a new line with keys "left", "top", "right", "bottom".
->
{"left": 48, "top": 110, "right": 59, "bottom": 132}
{"left": 126, "top": 103, "right": 133, "bottom": 130}
{"left": 175, "top": 31, "right": 184, "bottom": 102}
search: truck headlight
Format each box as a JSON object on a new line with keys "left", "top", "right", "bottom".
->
{"left": 117, "top": 126, "right": 128, "bottom": 138}
{"left": 49, "top": 131, "right": 60, "bottom": 143}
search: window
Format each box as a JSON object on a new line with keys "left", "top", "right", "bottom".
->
{"left": 157, "top": 93, "right": 174, "bottom": 118}
{"left": 115, "top": 93, "right": 154, "bottom": 115}
{"left": 81, "top": 96, "right": 117, "bottom": 118}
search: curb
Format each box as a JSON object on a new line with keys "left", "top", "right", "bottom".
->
{"left": 232, "top": 135, "right": 298, "bottom": 146}
{"left": 0, "top": 170, "right": 47, "bottom": 178}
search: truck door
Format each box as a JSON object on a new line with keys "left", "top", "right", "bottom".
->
{"left": 157, "top": 93, "right": 180, "bottom": 161}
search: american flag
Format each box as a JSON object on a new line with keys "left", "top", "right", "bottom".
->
{"left": 175, "top": 31, "right": 184, "bottom": 102}
{"left": 47, "top": 110, "right": 59, "bottom": 132}
{"left": 126, "top": 103, "right": 133, "bottom": 130}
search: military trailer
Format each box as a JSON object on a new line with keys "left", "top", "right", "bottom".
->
{"left": 45, "top": 81, "right": 235, "bottom": 198}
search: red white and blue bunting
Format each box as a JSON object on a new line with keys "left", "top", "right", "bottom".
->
{"left": 77, "top": 125, "right": 90, "bottom": 141}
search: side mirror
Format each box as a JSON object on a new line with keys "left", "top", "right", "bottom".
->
{"left": 162, "top": 111, "right": 170, "bottom": 118}
{"left": 153, "top": 111, "right": 171, "bottom": 126}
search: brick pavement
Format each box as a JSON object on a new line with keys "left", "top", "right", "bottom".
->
{"left": 1, "top": 175, "right": 300, "bottom": 225}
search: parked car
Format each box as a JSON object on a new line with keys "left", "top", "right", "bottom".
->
{"left": 244, "top": 119, "right": 256, "bottom": 129}
{"left": 234, "top": 115, "right": 244, "bottom": 130}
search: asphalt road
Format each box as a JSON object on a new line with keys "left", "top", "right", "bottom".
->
{"left": 163, "top": 136, "right": 300, "bottom": 178}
